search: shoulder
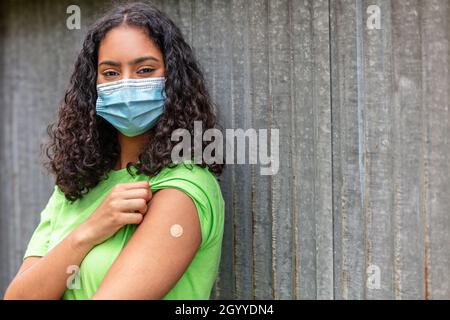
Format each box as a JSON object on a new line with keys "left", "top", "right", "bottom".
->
{"left": 44, "top": 184, "right": 67, "bottom": 211}
{"left": 150, "top": 160, "right": 224, "bottom": 249}
{"left": 152, "top": 160, "right": 223, "bottom": 202}
{"left": 53, "top": 185, "right": 66, "bottom": 200}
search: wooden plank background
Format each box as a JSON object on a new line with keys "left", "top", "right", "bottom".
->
{"left": 0, "top": 0, "right": 449, "bottom": 299}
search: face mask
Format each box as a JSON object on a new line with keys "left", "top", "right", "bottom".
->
{"left": 95, "top": 77, "right": 166, "bottom": 137}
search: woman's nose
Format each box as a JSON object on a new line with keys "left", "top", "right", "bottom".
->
{"left": 121, "top": 71, "right": 131, "bottom": 80}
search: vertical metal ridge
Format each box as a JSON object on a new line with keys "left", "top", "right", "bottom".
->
{"left": 266, "top": 0, "right": 277, "bottom": 300}
{"left": 287, "top": 0, "right": 299, "bottom": 300}
{"left": 390, "top": 0, "right": 401, "bottom": 299}
{"left": 309, "top": 0, "right": 319, "bottom": 299}
{"left": 355, "top": 0, "right": 367, "bottom": 299}
{"left": 417, "top": 0, "right": 431, "bottom": 301}
{"left": 328, "top": 0, "right": 335, "bottom": 301}
{"left": 243, "top": 0, "right": 258, "bottom": 300}
{"left": 228, "top": 0, "right": 238, "bottom": 298}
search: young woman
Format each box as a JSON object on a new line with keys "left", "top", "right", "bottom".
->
{"left": 4, "top": 2, "right": 225, "bottom": 300}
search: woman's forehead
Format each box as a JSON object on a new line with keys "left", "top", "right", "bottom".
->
{"left": 98, "top": 25, "right": 162, "bottom": 62}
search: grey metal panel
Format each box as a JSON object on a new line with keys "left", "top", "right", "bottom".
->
{"left": 421, "top": 0, "right": 450, "bottom": 299}
{"left": 0, "top": 0, "right": 7, "bottom": 293}
{"left": 1, "top": 0, "right": 450, "bottom": 300}
{"left": 309, "top": 0, "right": 334, "bottom": 300}
{"left": 390, "top": 0, "right": 426, "bottom": 300}
{"left": 331, "top": 0, "right": 367, "bottom": 299}
{"left": 330, "top": 0, "right": 450, "bottom": 300}
{"left": 227, "top": 0, "right": 254, "bottom": 299}
{"left": 268, "top": 0, "right": 295, "bottom": 299}
{"left": 360, "top": 0, "right": 396, "bottom": 301}
{"left": 209, "top": 0, "right": 236, "bottom": 299}
{"left": 247, "top": 0, "right": 273, "bottom": 300}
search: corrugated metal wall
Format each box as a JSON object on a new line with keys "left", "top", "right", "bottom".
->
{"left": 0, "top": 0, "right": 449, "bottom": 299}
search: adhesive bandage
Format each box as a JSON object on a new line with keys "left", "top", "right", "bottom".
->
{"left": 170, "top": 224, "right": 184, "bottom": 238}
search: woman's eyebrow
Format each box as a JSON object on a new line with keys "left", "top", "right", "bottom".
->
{"left": 98, "top": 60, "right": 121, "bottom": 67}
{"left": 129, "top": 56, "right": 159, "bottom": 65}
{"left": 98, "top": 56, "right": 159, "bottom": 67}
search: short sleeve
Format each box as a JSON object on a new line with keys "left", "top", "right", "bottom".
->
{"left": 23, "top": 185, "right": 64, "bottom": 260}
{"left": 149, "top": 162, "right": 224, "bottom": 250}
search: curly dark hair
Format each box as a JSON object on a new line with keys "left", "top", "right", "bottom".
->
{"left": 44, "top": 2, "right": 224, "bottom": 202}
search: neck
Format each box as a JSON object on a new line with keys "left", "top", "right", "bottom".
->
{"left": 114, "top": 132, "right": 149, "bottom": 170}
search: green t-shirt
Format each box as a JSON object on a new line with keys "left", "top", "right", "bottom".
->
{"left": 23, "top": 160, "right": 225, "bottom": 300}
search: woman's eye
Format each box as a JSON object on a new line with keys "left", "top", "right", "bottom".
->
{"left": 102, "top": 70, "right": 119, "bottom": 77}
{"left": 137, "top": 67, "right": 155, "bottom": 75}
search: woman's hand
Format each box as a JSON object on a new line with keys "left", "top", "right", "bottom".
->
{"left": 74, "top": 181, "right": 152, "bottom": 247}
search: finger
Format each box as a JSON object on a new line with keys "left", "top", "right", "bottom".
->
{"left": 117, "top": 188, "right": 152, "bottom": 201}
{"left": 120, "top": 212, "right": 144, "bottom": 225}
{"left": 114, "top": 181, "right": 150, "bottom": 191}
{"left": 118, "top": 198, "right": 148, "bottom": 214}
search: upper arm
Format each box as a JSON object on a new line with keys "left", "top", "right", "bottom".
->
{"left": 92, "top": 188, "right": 202, "bottom": 300}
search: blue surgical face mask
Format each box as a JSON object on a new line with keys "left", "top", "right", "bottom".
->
{"left": 95, "top": 77, "right": 166, "bottom": 137}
